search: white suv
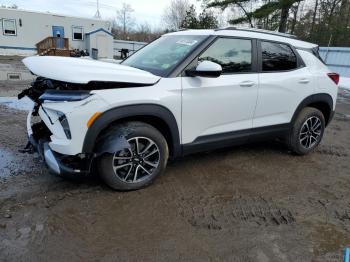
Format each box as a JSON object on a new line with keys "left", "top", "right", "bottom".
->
{"left": 20, "top": 28, "right": 339, "bottom": 190}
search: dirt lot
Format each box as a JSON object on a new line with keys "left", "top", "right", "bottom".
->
{"left": 0, "top": 87, "right": 350, "bottom": 261}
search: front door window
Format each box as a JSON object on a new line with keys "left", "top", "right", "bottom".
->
{"left": 198, "top": 38, "right": 253, "bottom": 73}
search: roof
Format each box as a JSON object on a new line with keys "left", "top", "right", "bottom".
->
{"left": 218, "top": 27, "right": 298, "bottom": 39}
{"left": 0, "top": 7, "right": 108, "bottom": 23}
{"left": 166, "top": 28, "right": 317, "bottom": 49}
{"left": 86, "top": 28, "right": 113, "bottom": 37}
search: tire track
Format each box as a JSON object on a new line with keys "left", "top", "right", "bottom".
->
{"left": 174, "top": 195, "right": 295, "bottom": 230}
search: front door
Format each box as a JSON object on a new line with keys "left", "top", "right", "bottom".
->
{"left": 52, "top": 26, "right": 65, "bottom": 48}
{"left": 52, "top": 26, "right": 64, "bottom": 38}
{"left": 181, "top": 37, "right": 259, "bottom": 146}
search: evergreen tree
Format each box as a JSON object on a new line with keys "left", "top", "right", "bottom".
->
{"left": 181, "top": 5, "right": 199, "bottom": 28}
{"left": 198, "top": 10, "right": 219, "bottom": 29}
{"left": 206, "top": 0, "right": 303, "bottom": 32}
{"left": 180, "top": 5, "right": 219, "bottom": 29}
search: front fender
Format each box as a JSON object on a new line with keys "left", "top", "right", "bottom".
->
{"left": 82, "top": 104, "right": 181, "bottom": 157}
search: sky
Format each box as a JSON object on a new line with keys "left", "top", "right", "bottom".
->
{"left": 0, "top": 0, "right": 203, "bottom": 29}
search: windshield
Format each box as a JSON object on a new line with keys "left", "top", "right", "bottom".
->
{"left": 122, "top": 35, "right": 208, "bottom": 77}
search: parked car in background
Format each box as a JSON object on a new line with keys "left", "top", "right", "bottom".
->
{"left": 19, "top": 27, "right": 339, "bottom": 190}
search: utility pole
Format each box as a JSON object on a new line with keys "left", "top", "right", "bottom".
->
{"left": 94, "top": 0, "right": 101, "bottom": 19}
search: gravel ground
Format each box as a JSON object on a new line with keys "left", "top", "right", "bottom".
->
{"left": 0, "top": 87, "right": 349, "bottom": 261}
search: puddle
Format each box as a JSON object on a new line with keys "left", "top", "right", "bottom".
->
{"left": 0, "top": 96, "right": 33, "bottom": 111}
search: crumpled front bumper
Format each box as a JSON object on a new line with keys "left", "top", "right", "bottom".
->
{"left": 43, "top": 142, "right": 61, "bottom": 174}
{"left": 42, "top": 142, "right": 88, "bottom": 175}
{"left": 27, "top": 107, "right": 90, "bottom": 176}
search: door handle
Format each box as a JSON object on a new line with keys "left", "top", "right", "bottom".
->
{"left": 299, "top": 78, "right": 310, "bottom": 84}
{"left": 239, "top": 81, "right": 255, "bottom": 87}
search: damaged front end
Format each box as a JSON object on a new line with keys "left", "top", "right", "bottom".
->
{"left": 18, "top": 56, "right": 160, "bottom": 177}
{"left": 19, "top": 78, "right": 98, "bottom": 176}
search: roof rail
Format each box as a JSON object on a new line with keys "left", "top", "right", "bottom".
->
{"left": 215, "top": 27, "right": 298, "bottom": 40}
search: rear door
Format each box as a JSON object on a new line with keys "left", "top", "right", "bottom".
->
{"left": 181, "top": 37, "right": 259, "bottom": 145}
{"left": 253, "top": 40, "right": 315, "bottom": 128}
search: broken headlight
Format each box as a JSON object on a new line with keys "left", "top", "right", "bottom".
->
{"left": 58, "top": 113, "right": 71, "bottom": 139}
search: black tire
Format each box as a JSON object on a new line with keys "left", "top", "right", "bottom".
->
{"left": 288, "top": 107, "right": 325, "bottom": 155}
{"left": 97, "top": 121, "right": 169, "bottom": 191}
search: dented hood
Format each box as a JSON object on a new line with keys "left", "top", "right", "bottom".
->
{"left": 22, "top": 56, "right": 160, "bottom": 85}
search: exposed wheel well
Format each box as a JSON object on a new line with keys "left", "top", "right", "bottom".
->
{"left": 83, "top": 104, "right": 181, "bottom": 158}
{"left": 306, "top": 101, "right": 332, "bottom": 125}
{"left": 97, "top": 116, "right": 175, "bottom": 158}
{"left": 291, "top": 94, "right": 334, "bottom": 127}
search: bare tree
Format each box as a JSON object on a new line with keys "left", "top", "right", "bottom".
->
{"left": 162, "top": 0, "right": 190, "bottom": 30}
{"left": 289, "top": 1, "right": 301, "bottom": 34}
{"left": 1, "top": 4, "right": 18, "bottom": 9}
{"left": 115, "top": 3, "right": 135, "bottom": 38}
{"left": 310, "top": 0, "right": 319, "bottom": 33}
{"left": 134, "top": 22, "right": 153, "bottom": 42}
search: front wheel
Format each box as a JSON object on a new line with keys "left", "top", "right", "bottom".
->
{"left": 288, "top": 107, "right": 325, "bottom": 155}
{"left": 97, "top": 122, "right": 169, "bottom": 191}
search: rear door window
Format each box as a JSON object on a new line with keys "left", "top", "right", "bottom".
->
{"left": 261, "top": 41, "right": 297, "bottom": 71}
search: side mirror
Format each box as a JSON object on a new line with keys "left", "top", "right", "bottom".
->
{"left": 186, "top": 61, "right": 222, "bottom": 78}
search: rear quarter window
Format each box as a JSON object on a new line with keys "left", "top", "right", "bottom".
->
{"left": 261, "top": 41, "right": 298, "bottom": 72}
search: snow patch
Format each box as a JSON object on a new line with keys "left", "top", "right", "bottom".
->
{"left": 0, "top": 96, "right": 34, "bottom": 111}
{"left": 339, "top": 77, "right": 350, "bottom": 91}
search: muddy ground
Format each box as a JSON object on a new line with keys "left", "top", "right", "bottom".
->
{"left": 0, "top": 87, "right": 350, "bottom": 261}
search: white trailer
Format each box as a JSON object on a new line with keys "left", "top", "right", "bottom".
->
{"left": 0, "top": 7, "right": 113, "bottom": 58}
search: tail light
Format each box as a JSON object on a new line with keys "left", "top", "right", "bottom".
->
{"left": 327, "top": 73, "right": 340, "bottom": 85}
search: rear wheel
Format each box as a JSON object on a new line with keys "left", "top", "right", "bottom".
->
{"left": 288, "top": 107, "right": 325, "bottom": 155}
{"left": 97, "top": 122, "right": 169, "bottom": 191}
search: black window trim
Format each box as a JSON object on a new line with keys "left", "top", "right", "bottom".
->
{"left": 2, "top": 18, "right": 17, "bottom": 36}
{"left": 296, "top": 46, "right": 325, "bottom": 64}
{"left": 257, "top": 39, "right": 305, "bottom": 73}
{"left": 153, "top": 35, "right": 307, "bottom": 78}
{"left": 168, "top": 35, "right": 215, "bottom": 78}
{"left": 179, "top": 35, "right": 259, "bottom": 77}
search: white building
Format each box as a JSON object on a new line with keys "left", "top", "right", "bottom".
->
{"left": 0, "top": 8, "right": 113, "bottom": 58}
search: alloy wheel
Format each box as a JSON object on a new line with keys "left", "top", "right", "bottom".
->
{"left": 299, "top": 116, "right": 322, "bottom": 149}
{"left": 112, "top": 137, "right": 160, "bottom": 183}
